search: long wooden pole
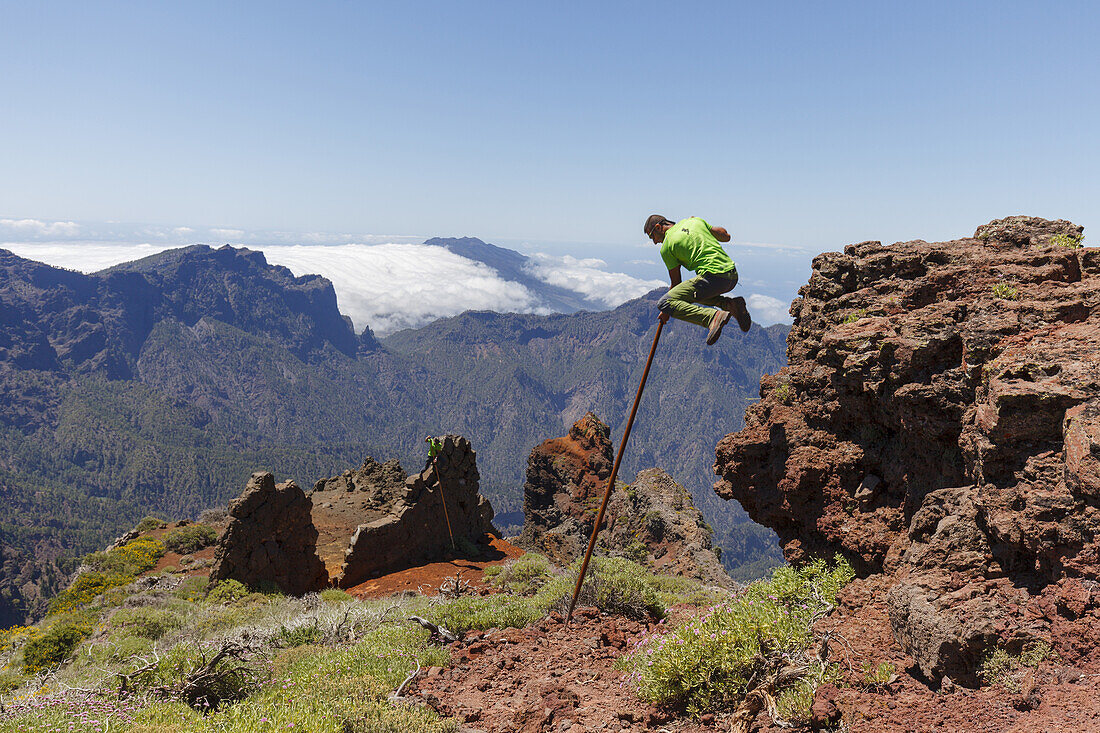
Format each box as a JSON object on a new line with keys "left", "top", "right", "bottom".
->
{"left": 567, "top": 319, "right": 665, "bottom": 622}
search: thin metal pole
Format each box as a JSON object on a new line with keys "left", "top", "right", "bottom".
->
{"left": 431, "top": 456, "right": 457, "bottom": 550}
{"left": 567, "top": 319, "right": 665, "bottom": 622}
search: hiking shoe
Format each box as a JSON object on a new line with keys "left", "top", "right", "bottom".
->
{"left": 730, "top": 296, "right": 752, "bottom": 332}
{"left": 706, "top": 309, "right": 731, "bottom": 345}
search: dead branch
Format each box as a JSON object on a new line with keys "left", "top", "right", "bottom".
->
{"left": 438, "top": 570, "right": 471, "bottom": 599}
{"left": 407, "top": 616, "right": 458, "bottom": 644}
{"left": 391, "top": 656, "right": 422, "bottom": 700}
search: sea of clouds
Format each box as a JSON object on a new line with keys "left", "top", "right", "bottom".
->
{"left": 0, "top": 218, "right": 674, "bottom": 335}
{"left": 1, "top": 218, "right": 799, "bottom": 332}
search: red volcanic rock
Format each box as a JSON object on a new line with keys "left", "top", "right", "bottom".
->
{"left": 209, "top": 471, "right": 328, "bottom": 595}
{"left": 518, "top": 412, "right": 731, "bottom": 587}
{"left": 333, "top": 435, "right": 498, "bottom": 588}
{"left": 714, "top": 217, "right": 1100, "bottom": 685}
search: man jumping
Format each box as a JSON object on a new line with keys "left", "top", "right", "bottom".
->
{"left": 644, "top": 214, "right": 751, "bottom": 344}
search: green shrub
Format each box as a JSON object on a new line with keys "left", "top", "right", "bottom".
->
{"left": 320, "top": 588, "right": 355, "bottom": 603}
{"left": 842, "top": 308, "right": 868, "bottom": 324}
{"left": 0, "top": 624, "right": 38, "bottom": 654}
{"left": 251, "top": 579, "right": 285, "bottom": 596}
{"left": 537, "top": 557, "right": 664, "bottom": 620}
{"left": 135, "top": 516, "right": 167, "bottom": 533}
{"left": 992, "top": 281, "right": 1019, "bottom": 300}
{"left": 125, "top": 642, "right": 268, "bottom": 709}
{"left": 486, "top": 553, "right": 554, "bottom": 595}
{"left": 979, "top": 640, "right": 1051, "bottom": 691}
{"left": 22, "top": 620, "right": 92, "bottom": 672}
{"left": 109, "top": 607, "right": 185, "bottom": 640}
{"left": 455, "top": 536, "right": 480, "bottom": 558}
{"left": 205, "top": 579, "right": 249, "bottom": 605}
{"left": 277, "top": 622, "right": 326, "bottom": 648}
{"left": 84, "top": 540, "right": 161, "bottom": 575}
{"left": 647, "top": 574, "right": 725, "bottom": 609}
{"left": 775, "top": 383, "right": 794, "bottom": 405}
{"left": 0, "top": 669, "right": 24, "bottom": 693}
{"left": 862, "top": 661, "right": 897, "bottom": 687}
{"left": 620, "top": 557, "right": 854, "bottom": 716}
{"left": 163, "top": 524, "right": 218, "bottom": 554}
{"left": 81, "top": 633, "right": 154, "bottom": 665}
{"left": 437, "top": 557, "right": 696, "bottom": 634}
{"left": 622, "top": 539, "right": 649, "bottom": 563}
{"left": 427, "top": 595, "right": 544, "bottom": 635}
{"left": 173, "top": 575, "right": 209, "bottom": 602}
{"left": 48, "top": 570, "right": 135, "bottom": 614}
{"left": 1050, "top": 233, "right": 1083, "bottom": 249}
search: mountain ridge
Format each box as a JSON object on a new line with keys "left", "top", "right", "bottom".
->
{"left": 0, "top": 242, "right": 786, "bottom": 625}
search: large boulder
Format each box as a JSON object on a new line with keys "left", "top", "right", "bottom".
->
{"left": 518, "top": 413, "right": 732, "bottom": 588}
{"left": 209, "top": 472, "right": 328, "bottom": 595}
{"left": 333, "top": 435, "right": 497, "bottom": 588}
{"left": 714, "top": 217, "right": 1100, "bottom": 684}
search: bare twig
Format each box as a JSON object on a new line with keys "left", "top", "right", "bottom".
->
{"left": 391, "top": 656, "right": 422, "bottom": 700}
{"left": 407, "top": 616, "right": 458, "bottom": 644}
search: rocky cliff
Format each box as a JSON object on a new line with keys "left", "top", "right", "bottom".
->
{"left": 206, "top": 438, "right": 499, "bottom": 594}
{"left": 519, "top": 413, "right": 732, "bottom": 587}
{"left": 209, "top": 472, "right": 329, "bottom": 595}
{"left": 714, "top": 217, "right": 1099, "bottom": 685}
{"left": 322, "top": 436, "right": 498, "bottom": 589}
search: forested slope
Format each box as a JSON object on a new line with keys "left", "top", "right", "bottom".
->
{"left": 0, "top": 244, "right": 786, "bottom": 624}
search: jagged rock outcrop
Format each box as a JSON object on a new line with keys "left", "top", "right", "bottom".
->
{"left": 714, "top": 216, "right": 1099, "bottom": 684}
{"left": 519, "top": 413, "right": 732, "bottom": 587}
{"left": 209, "top": 472, "right": 328, "bottom": 595}
{"left": 330, "top": 436, "right": 498, "bottom": 589}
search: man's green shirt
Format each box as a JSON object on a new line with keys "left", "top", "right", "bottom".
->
{"left": 428, "top": 439, "right": 443, "bottom": 459}
{"left": 659, "top": 217, "right": 736, "bottom": 276}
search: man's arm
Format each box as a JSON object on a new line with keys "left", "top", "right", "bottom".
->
{"left": 668, "top": 267, "right": 681, "bottom": 287}
{"left": 709, "top": 226, "right": 731, "bottom": 242}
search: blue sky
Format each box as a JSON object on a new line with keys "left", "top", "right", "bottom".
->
{"left": 2, "top": 2, "right": 1098, "bottom": 325}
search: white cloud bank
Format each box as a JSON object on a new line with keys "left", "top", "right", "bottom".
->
{"left": 0, "top": 218, "right": 81, "bottom": 238}
{"left": 2, "top": 220, "right": 753, "bottom": 332}
{"left": 746, "top": 293, "right": 792, "bottom": 325}
{"left": 261, "top": 244, "right": 550, "bottom": 334}
{"left": 2, "top": 242, "right": 170, "bottom": 273}
{"left": 524, "top": 253, "right": 664, "bottom": 308}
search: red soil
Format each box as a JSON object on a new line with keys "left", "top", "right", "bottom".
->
{"left": 345, "top": 535, "right": 525, "bottom": 598}
{"left": 414, "top": 607, "right": 717, "bottom": 733}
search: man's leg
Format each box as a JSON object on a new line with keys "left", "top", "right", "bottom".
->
{"left": 657, "top": 276, "right": 717, "bottom": 328}
{"left": 696, "top": 271, "right": 751, "bottom": 332}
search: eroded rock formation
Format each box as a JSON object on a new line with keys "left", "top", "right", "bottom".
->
{"left": 519, "top": 413, "right": 732, "bottom": 587}
{"left": 330, "top": 436, "right": 498, "bottom": 589}
{"left": 714, "top": 216, "right": 1099, "bottom": 684}
{"left": 209, "top": 472, "right": 328, "bottom": 595}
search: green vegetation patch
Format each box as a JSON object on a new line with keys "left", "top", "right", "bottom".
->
{"left": 163, "top": 524, "right": 218, "bottom": 555}
{"left": 21, "top": 617, "right": 94, "bottom": 673}
{"left": 1050, "top": 233, "right": 1084, "bottom": 249}
{"left": 49, "top": 537, "right": 167, "bottom": 615}
{"left": 135, "top": 516, "right": 167, "bottom": 533}
{"left": 979, "top": 640, "right": 1052, "bottom": 691}
{"left": 484, "top": 553, "right": 554, "bottom": 595}
{"left": 619, "top": 557, "right": 854, "bottom": 718}
{"left": 842, "top": 308, "right": 869, "bottom": 325}
{"left": 108, "top": 606, "right": 186, "bottom": 640}
{"left": 992, "top": 281, "right": 1020, "bottom": 300}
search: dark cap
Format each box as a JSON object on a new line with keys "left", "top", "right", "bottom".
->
{"left": 644, "top": 214, "right": 670, "bottom": 237}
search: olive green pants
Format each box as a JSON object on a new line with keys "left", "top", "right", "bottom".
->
{"left": 657, "top": 270, "right": 738, "bottom": 328}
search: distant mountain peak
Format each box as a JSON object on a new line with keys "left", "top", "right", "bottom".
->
{"left": 421, "top": 236, "right": 595, "bottom": 314}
